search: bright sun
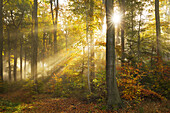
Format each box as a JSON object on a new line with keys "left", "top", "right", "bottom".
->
{"left": 112, "top": 13, "right": 121, "bottom": 24}
{"left": 60, "top": 0, "right": 67, "bottom": 4}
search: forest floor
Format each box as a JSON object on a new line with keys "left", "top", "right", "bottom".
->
{"left": 0, "top": 89, "right": 169, "bottom": 113}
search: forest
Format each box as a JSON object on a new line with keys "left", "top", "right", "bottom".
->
{"left": 0, "top": 0, "right": 169, "bottom": 112}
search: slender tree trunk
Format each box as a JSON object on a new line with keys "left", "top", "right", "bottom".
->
{"left": 49, "top": 33, "right": 52, "bottom": 46}
{"left": 151, "top": 45, "right": 154, "bottom": 66}
{"left": 50, "top": 0, "right": 55, "bottom": 54}
{"left": 7, "top": 29, "right": 11, "bottom": 81}
{"left": 33, "top": 0, "right": 38, "bottom": 84}
{"left": 0, "top": 0, "right": 3, "bottom": 82}
{"left": 31, "top": 10, "right": 34, "bottom": 78}
{"left": 90, "top": 0, "right": 95, "bottom": 92}
{"left": 138, "top": 12, "right": 141, "bottom": 62}
{"left": 155, "top": 0, "right": 161, "bottom": 61}
{"left": 82, "top": 46, "right": 85, "bottom": 74}
{"left": 81, "top": 46, "right": 85, "bottom": 85}
{"left": 24, "top": 50, "right": 26, "bottom": 79}
{"left": 20, "top": 35, "right": 23, "bottom": 80}
{"left": 86, "top": 0, "right": 91, "bottom": 93}
{"left": 120, "top": 0, "right": 125, "bottom": 67}
{"left": 13, "top": 50, "right": 17, "bottom": 81}
{"left": 54, "top": 0, "right": 59, "bottom": 53}
{"left": 13, "top": 30, "right": 18, "bottom": 81}
{"left": 42, "top": 30, "right": 45, "bottom": 77}
{"left": 65, "top": 23, "right": 68, "bottom": 51}
{"left": 106, "top": 0, "right": 121, "bottom": 109}
{"left": 130, "top": 8, "right": 134, "bottom": 55}
{"left": 49, "top": 33, "right": 52, "bottom": 56}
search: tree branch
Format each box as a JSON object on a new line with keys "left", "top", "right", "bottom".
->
{"left": 3, "top": 0, "right": 10, "bottom": 7}
{"left": 10, "top": 10, "right": 17, "bottom": 28}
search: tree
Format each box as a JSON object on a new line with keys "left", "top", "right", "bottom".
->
{"left": 33, "top": 0, "right": 38, "bottom": 84}
{"left": 10, "top": 9, "right": 24, "bottom": 81}
{"left": 50, "top": 0, "right": 59, "bottom": 54}
{"left": 20, "top": 34, "right": 23, "bottom": 80}
{"left": 120, "top": 0, "right": 125, "bottom": 67}
{"left": 89, "top": 0, "right": 95, "bottom": 92}
{"left": 0, "top": 0, "right": 3, "bottom": 82}
{"left": 86, "top": 0, "right": 91, "bottom": 93}
{"left": 7, "top": 28, "right": 11, "bottom": 81}
{"left": 105, "top": 0, "right": 121, "bottom": 109}
{"left": 54, "top": 0, "right": 59, "bottom": 53}
{"left": 137, "top": 4, "right": 142, "bottom": 62}
{"left": 155, "top": 0, "right": 161, "bottom": 61}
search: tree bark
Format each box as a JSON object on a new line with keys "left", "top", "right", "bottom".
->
{"left": 24, "top": 50, "right": 26, "bottom": 79}
{"left": 0, "top": 0, "right": 3, "bottom": 82}
{"left": 130, "top": 8, "right": 134, "bottom": 55}
{"left": 20, "top": 35, "right": 23, "bottom": 80}
{"left": 86, "top": 0, "right": 91, "bottom": 93}
{"left": 31, "top": 10, "right": 34, "bottom": 78}
{"left": 65, "top": 22, "right": 68, "bottom": 51}
{"left": 90, "top": 0, "right": 95, "bottom": 92}
{"left": 106, "top": 0, "right": 121, "bottom": 109}
{"left": 7, "top": 29, "right": 11, "bottom": 81}
{"left": 42, "top": 30, "right": 45, "bottom": 77}
{"left": 13, "top": 30, "right": 18, "bottom": 81}
{"left": 54, "top": 0, "right": 59, "bottom": 53}
{"left": 33, "top": 0, "right": 38, "bottom": 84}
{"left": 138, "top": 12, "right": 142, "bottom": 62}
{"left": 155, "top": 0, "right": 161, "bottom": 61}
{"left": 120, "top": 0, "right": 125, "bottom": 67}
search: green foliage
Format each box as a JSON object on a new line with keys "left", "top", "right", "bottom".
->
{"left": 87, "top": 70, "right": 106, "bottom": 102}
{"left": 141, "top": 60, "right": 170, "bottom": 99}
{"left": 0, "top": 98, "right": 26, "bottom": 112}
{"left": 23, "top": 79, "right": 45, "bottom": 94}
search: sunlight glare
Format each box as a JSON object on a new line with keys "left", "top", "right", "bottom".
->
{"left": 112, "top": 13, "right": 121, "bottom": 24}
{"left": 60, "top": 0, "right": 67, "bottom": 5}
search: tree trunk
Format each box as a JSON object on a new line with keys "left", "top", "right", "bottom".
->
{"left": 151, "top": 45, "right": 154, "bottom": 66}
{"left": 65, "top": 22, "right": 68, "bottom": 51}
{"left": 50, "top": 0, "right": 54, "bottom": 53}
{"left": 31, "top": 10, "right": 34, "bottom": 78}
{"left": 86, "top": 0, "right": 91, "bottom": 93}
{"left": 0, "top": 0, "right": 3, "bottom": 82}
{"left": 90, "top": 0, "right": 95, "bottom": 92}
{"left": 138, "top": 12, "right": 142, "bottom": 62}
{"left": 7, "top": 29, "right": 11, "bottom": 81}
{"left": 24, "top": 50, "right": 26, "bottom": 79}
{"left": 106, "top": 0, "right": 121, "bottom": 109}
{"left": 120, "top": 0, "right": 125, "bottom": 67}
{"left": 81, "top": 46, "right": 85, "bottom": 87}
{"left": 155, "top": 0, "right": 161, "bottom": 61}
{"left": 54, "top": 0, "right": 59, "bottom": 53}
{"left": 42, "top": 30, "right": 45, "bottom": 77}
{"left": 130, "top": 8, "right": 134, "bottom": 55}
{"left": 13, "top": 30, "right": 18, "bottom": 81}
{"left": 20, "top": 35, "right": 23, "bottom": 80}
{"left": 33, "top": 0, "right": 38, "bottom": 84}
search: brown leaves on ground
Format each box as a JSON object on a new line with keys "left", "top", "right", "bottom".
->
{"left": 21, "top": 97, "right": 170, "bottom": 113}
{"left": 1, "top": 92, "right": 169, "bottom": 113}
{"left": 22, "top": 98, "right": 110, "bottom": 113}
